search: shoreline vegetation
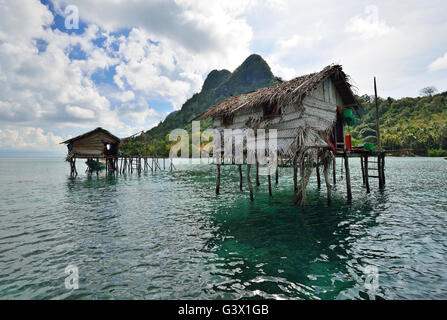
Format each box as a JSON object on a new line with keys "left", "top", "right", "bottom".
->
{"left": 120, "top": 55, "right": 447, "bottom": 158}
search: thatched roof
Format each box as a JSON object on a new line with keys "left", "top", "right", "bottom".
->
{"left": 195, "top": 64, "right": 359, "bottom": 120}
{"left": 61, "top": 127, "right": 121, "bottom": 144}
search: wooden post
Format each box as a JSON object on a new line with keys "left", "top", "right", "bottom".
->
{"left": 163, "top": 158, "right": 166, "bottom": 170}
{"left": 293, "top": 161, "right": 298, "bottom": 194}
{"left": 344, "top": 151, "right": 352, "bottom": 201}
{"left": 268, "top": 166, "right": 272, "bottom": 197}
{"left": 238, "top": 164, "right": 243, "bottom": 191}
{"left": 323, "top": 160, "right": 331, "bottom": 205}
{"left": 255, "top": 161, "right": 260, "bottom": 187}
{"left": 332, "top": 157, "right": 336, "bottom": 184}
{"left": 216, "top": 164, "right": 221, "bottom": 195}
{"left": 360, "top": 155, "right": 365, "bottom": 184}
{"left": 381, "top": 154, "right": 386, "bottom": 185}
{"left": 275, "top": 166, "right": 278, "bottom": 185}
{"left": 299, "top": 158, "right": 306, "bottom": 210}
{"left": 247, "top": 164, "right": 254, "bottom": 201}
{"left": 378, "top": 154, "right": 384, "bottom": 188}
{"left": 365, "top": 155, "right": 370, "bottom": 193}
{"left": 316, "top": 165, "right": 321, "bottom": 189}
{"left": 374, "top": 77, "right": 382, "bottom": 152}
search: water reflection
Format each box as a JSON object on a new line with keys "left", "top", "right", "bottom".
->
{"left": 204, "top": 190, "right": 381, "bottom": 299}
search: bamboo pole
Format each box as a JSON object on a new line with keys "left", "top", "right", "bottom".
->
{"left": 247, "top": 164, "right": 254, "bottom": 201}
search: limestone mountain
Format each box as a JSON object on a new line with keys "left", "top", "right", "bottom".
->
{"left": 122, "top": 54, "right": 279, "bottom": 155}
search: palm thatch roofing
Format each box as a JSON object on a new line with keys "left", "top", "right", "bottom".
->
{"left": 195, "top": 64, "right": 359, "bottom": 120}
{"left": 61, "top": 127, "right": 121, "bottom": 145}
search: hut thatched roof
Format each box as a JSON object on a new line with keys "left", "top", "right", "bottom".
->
{"left": 195, "top": 64, "right": 359, "bottom": 120}
{"left": 61, "top": 127, "right": 121, "bottom": 145}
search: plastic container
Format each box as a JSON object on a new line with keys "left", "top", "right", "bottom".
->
{"left": 345, "top": 134, "right": 352, "bottom": 151}
{"left": 343, "top": 108, "right": 356, "bottom": 126}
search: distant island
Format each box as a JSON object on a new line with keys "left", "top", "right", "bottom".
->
{"left": 121, "top": 54, "right": 447, "bottom": 157}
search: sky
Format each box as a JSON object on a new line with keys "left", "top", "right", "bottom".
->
{"left": 0, "top": 0, "right": 446, "bottom": 155}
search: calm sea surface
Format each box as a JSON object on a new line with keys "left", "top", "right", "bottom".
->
{"left": 0, "top": 157, "right": 446, "bottom": 299}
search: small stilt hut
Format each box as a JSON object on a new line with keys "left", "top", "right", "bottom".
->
{"left": 61, "top": 127, "right": 121, "bottom": 175}
{"left": 195, "top": 64, "right": 384, "bottom": 207}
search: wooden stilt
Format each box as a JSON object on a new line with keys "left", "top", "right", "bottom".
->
{"left": 268, "top": 166, "right": 272, "bottom": 197}
{"left": 378, "top": 153, "right": 384, "bottom": 188}
{"left": 344, "top": 151, "right": 352, "bottom": 200}
{"left": 365, "top": 155, "right": 370, "bottom": 193}
{"left": 360, "top": 155, "right": 365, "bottom": 184}
{"left": 332, "top": 157, "right": 336, "bottom": 184}
{"left": 216, "top": 164, "right": 221, "bottom": 195}
{"left": 275, "top": 166, "right": 278, "bottom": 185}
{"left": 293, "top": 160, "right": 298, "bottom": 194}
{"left": 316, "top": 165, "right": 321, "bottom": 189}
{"left": 381, "top": 154, "right": 386, "bottom": 185}
{"left": 255, "top": 161, "right": 260, "bottom": 187}
{"left": 323, "top": 159, "right": 331, "bottom": 205}
{"left": 238, "top": 164, "right": 243, "bottom": 191}
{"left": 247, "top": 164, "right": 254, "bottom": 201}
{"left": 163, "top": 158, "right": 166, "bottom": 170}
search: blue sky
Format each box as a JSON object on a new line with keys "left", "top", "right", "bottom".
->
{"left": 0, "top": 0, "right": 446, "bottom": 154}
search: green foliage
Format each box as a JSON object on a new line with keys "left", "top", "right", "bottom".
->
{"left": 347, "top": 91, "right": 447, "bottom": 155}
{"left": 121, "top": 54, "right": 278, "bottom": 156}
{"left": 427, "top": 149, "right": 447, "bottom": 157}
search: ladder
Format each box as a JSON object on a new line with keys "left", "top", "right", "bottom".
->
{"left": 361, "top": 154, "right": 385, "bottom": 193}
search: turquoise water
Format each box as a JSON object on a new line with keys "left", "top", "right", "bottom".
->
{"left": 0, "top": 157, "right": 446, "bottom": 299}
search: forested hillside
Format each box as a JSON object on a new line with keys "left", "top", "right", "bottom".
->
{"left": 348, "top": 91, "right": 447, "bottom": 156}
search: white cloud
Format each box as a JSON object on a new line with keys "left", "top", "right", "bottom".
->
{"left": 0, "top": 126, "right": 65, "bottom": 153}
{"left": 117, "top": 98, "right": 162, "bottom": 125}
{"left": 346, "top": 5, "right": 396, "bottom": 40}
{"left": 429, "top": 52, "right": 447, "bottom": 72}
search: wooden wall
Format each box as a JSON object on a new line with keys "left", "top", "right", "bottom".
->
{"left": 211, "top": 77, "right": 340, "bottom": 156}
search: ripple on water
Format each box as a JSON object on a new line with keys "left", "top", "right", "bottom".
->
{"left": 0, "top": 157, "right": 446, "bottom": 299}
